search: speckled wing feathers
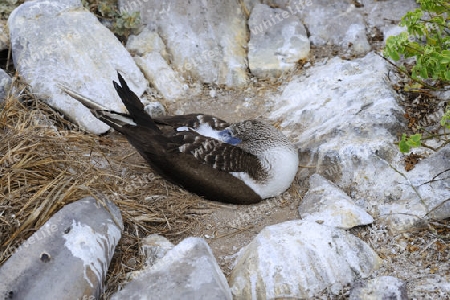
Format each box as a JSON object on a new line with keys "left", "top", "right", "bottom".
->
{"left": 173, "top": 131, "right": 265, "bottom": 181}
{"left": 154, "top": 114, "right": 229, "bottom": 131}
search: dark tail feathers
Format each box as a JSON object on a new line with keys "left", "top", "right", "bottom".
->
{"left": 113, "top": 73, "right": 160, "bottom": 132}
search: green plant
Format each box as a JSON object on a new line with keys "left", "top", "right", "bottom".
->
{"left": 384, "top": 0, "right": 450, "bottom": 153}
{"left": 399, "top": 133, "right": 422, "bottom": 153}
{"left": 384, "top": 0, "right": 450, "bottom": 82}
{"left": 441, "top": 105, "right": 450, "bottom": 129}
{"left": 82, "top": 0, "right": 141, "bottom": 39}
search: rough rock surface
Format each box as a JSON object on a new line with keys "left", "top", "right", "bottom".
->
{"left": 0, "top": 69, "right": 11, "bottom": 101}
{"left": 118, "top": 0, "right": 249, "bottom": 87}
{"left": 362, "top": 0, "right": 419, "bottom": 39}
{"left": 127, "top": 28, "right": 185, "bottom": 101}
{"left": 271, "top": 52, "right": 450, "bottom": 232}
{"left": 298, "top": 174, "right": 374, "bottom": 229}
{"left": 126, "top": 28, "right": 170, "bottom": 61}
{"left": 229, "top": 220, "right": 381, "bottom": 299}
{"left": 111, "top": 237, "right": 232, "bottom": 300}
{"left": 297, "top": 0, "right": 370, "bottom": 56}
{"left": 248, "top": 4, "right": 310, "bottom": 79}
{"left": 124, "top": 234, "right": 175, "bottom": 281}
{"left": 141, "top": 234, "right": 174, "bottom": 267}
{"left": 0, "top": 197, "right": 122, "bottom": 300}
{"left": 134, "top": 52, "right": 185, "bottom": 101}
{"left": 144, "top": 101, "right": 166, "bottom": 118}
{"left": 8, "top": 0, "right": 147, "bottom": 134}
{"left": 350, "top": 276, "right": 408, "bottom": 300}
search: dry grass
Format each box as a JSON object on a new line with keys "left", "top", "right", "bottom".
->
{"left": 0, "top": 80, "right": 214, "bottom": 298}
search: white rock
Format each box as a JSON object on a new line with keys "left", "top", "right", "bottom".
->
{"left": 404, "top": 145, "right": 450, "bottom": 221}
{"left": 134, "top": 52, "right": 185, "bottom": 101}
{"left": 363, "top": 0, "right": 419, "bottom": 31}
{"left": 299, "top": 174, "right": 374, "bottom": 229}
{"left": 298, "top": 1, "right": 369, "bottom": 55}
{"left": 271, "top": 52, "right": 449, "bottom": 232}
{"left": 229, "top": 220, "right": 381, "bottom": 299}
{"left": 125, "top": 234, "right": 175, "bottom": 281}
{"left": 118, "top": 0, "right": 248, "bottom": 87}
{"left": 248, "top": 4, "right": 310, "bottom": 79}
{"left": 141, "top": 234, "right": 174, "bottom": 267}
{"left": 111, "top": 237, "right": 232, "bottom": 300}
{"left": 342, "top": 23, "right": 371, "bottom": 55}
{"left": 126, "top": 28, "right": 169, "bottom": 61}
{"left": 350, "top": 276, "right": 408, "bottom": 300}
{"left": 8, "top": 0, "right": 147, "bottom": 134}
{"left": 144, "top": 101, "right": 166, "bottom": 118}
{"left": 0, "top": 197, "right": 122, "bottom": 300}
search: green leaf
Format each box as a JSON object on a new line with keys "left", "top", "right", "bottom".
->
{"left": 407, "top": 134, "right": 422, "bottom": 147}
{"left": 399, "top": 134, "right": 410, "bottom": 153}
{"left": 441, "top": 108, "right": 450, "bottom": 129}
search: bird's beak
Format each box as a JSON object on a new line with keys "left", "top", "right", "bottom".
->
{"left": 219, "top": 129, "right": 242, "bottom": 145}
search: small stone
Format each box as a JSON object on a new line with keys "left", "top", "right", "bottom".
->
{"left": 350, "top": 276, "right": 408, "bottom": 300}
{"left": 299, "top": 174, "right": 374, "bottom": 229}
{"left": 141, "top": 234, "right": 174, "bottom": 267}
{"left": 0, "top": 69, "right": 12, "bottom": 101}
{"left": 144, "top": 102, "right": 166, "bottom": 118}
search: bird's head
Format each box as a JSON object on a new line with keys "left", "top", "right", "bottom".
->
{"left": 219, "top": 120, "right": 294, "bottom": 155}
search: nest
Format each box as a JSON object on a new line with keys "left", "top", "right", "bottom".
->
{"left": 0, "top": 79, "right": 214, "bottom": 298}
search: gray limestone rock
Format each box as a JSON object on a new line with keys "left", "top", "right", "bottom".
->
{"left": 271, "top": 52, "right": 450, "bottom": 233}
{"left": 248, "top": 4, "right": 310, "bottom": 79}
{"left": 362, "top": 0, "right": 419, "bottom": 31}
{"left": 124, "top": 234, "right": 175, "bottom": 281}
{"left": 111, "top": 237, "right": 232, "bottom": 300}
{"left": 134, "top": 52, "right": 185, "bottom": 101}
{"left": 8, "top": 0, "right": 147, "bottom": 134}
{"left": 350, "top": 276, "right": 408, "bottom": 300}
{"left": 126, "top": 28, "right": 186, "bottom": 101}
{"left": 126, "top": 28, "right": 169, "bottom": 61}
{"left": 0, "top": 197, "right": 123, "bottom": 300}
{"left": 144, "top": 101, "right": 166, "bottom": 118}
{"left": 118, "top": 0, "right": 249, "bottom": 87}
{"left": 0, "top": 69, "right": 11, "bottom": 101}
{"left": 229, "top": 220, "right": 381, "bottom": 299}
{"left": 297, "top": 0, "right": 371, "bottom": 56}
{"left": 299, "top": 174, "right": 374, "bottom": 229}
{"left": 141, "top": 234, "right": 174, "bottom": 267}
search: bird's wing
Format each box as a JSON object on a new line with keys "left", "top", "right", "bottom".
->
{"left": 154, "top": 114, "right": 229, "bottom": 131}
{"left": 165, "top": 130, "right": 265, "bottom": 180}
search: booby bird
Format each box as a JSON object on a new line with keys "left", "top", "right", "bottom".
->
{"left": 60, "top": 74, "right": 298, "bottom": 204}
